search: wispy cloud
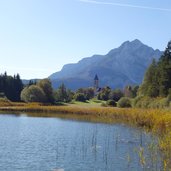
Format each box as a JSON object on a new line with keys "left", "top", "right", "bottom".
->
{"left": 79, "top": 0, "right": 171, "bottom": 12}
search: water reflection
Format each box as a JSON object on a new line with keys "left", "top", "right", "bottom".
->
{"left": 0, "top": 114, "right": 162, "bottom": 171}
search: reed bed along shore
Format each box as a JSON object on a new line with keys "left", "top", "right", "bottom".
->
{"left": 0, "top": 102, "right": 171, "bottom": 169}
{"left": 0, "top": 103, "right": 170, "bottom": 132}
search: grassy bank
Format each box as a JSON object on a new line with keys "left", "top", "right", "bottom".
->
{"left": 0, "top": 100, "right": 171, "bottom": 169}
{"left": 0, "top": 102, "right": 170, "bottom": 131}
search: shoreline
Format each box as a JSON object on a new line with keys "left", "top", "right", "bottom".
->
{"left": 0, "top": 104, "right": 171, "bottom": 168}
{"left": 0, "top": 104, "right": 170, "bottom": 132}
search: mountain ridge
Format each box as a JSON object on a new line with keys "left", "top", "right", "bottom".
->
{"left": 49, "top": 39, "right": 162, "bottom": 90}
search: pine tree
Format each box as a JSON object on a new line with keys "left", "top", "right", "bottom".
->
{"left": 158, "top": 41, "right": 171, "bottom": 96}
{"left": 139, "top": 59, "right": 159, "bottom": 97}
{"left": 139, "top": 40, "right": 171, "bottom": 97}
{"left": 55, "top": 83, "right": 68, "bottom": 102}
{"left": 0, "top": 72, "right": 23, "bottom": 101}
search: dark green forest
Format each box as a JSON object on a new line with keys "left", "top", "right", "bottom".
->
{"left": 0, "top": 72, "right": 23, "bottom": 101}
{"left": 139, "top": 40, "right": 171, "bottom": 97}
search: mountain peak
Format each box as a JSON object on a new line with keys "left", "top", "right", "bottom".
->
{"left": 131, "top": 39, "right": 142, "bottom": 44}
{"left": 118, "top": 39, "right": 146, "bottom": 51}
{"left": 121, "top": 39, "right": 143, "bottom": 46}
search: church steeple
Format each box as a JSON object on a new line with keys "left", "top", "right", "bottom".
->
{"left": 94, "top": 74, "right": 99, "bottom": 89}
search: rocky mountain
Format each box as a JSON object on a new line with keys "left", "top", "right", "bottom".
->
{"left": 49, "top": 39, "right": 162, "bottom": 90}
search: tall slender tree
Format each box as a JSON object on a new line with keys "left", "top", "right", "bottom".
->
{"left": 158, "top": 41, "right": 171, "bottom": 96}
{"left": 139, "top": 59, "right": 159, "bottom": 97}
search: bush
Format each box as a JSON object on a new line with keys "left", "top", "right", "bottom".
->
{"left": 133, "top": 96, "right": 170, "bottom": 109}
{"left": 101, "top": 102, "right": 107, "bottom": 107}
{"left": 109, "top": 89, "right": 124, "bottom": 102}
{"left": 159, "top": 98, "right": 169, "bottom": 108}
{"left": 133, "top": 96, "right": 151, "bottom": 108}
{"left": 0, "top": 92, "right": 5, "bottom": 98}
{"left": 21, "top": 85, "right": 47, "bottom": 103}
{"left": 97, "top": 86, "right": 111, "bottom": 101}
{"left": 0, "top": 97, "right": 12, "bottom": 106}
{"left": 74, "top": 93, "right": 86, "bottom": 102}
{"left": 149, "top": 98, "right": 169, "bottom": 109}
{"left": 117, "top": 97, "right": 132, "bottom": 108}
{"left": 132, "top": 96, "right": 143, "bottom": 108}
{"left": 167, "top": 89, "right": 171, "bottom": 101}
{"left": 37, "top": 79, "right": 54, "bottom": 103}
{"left": 106, "top": 100, "right": 116, "bottom": 107}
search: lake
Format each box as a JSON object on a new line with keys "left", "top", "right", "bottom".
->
{"left": 0, "top": 113, "right": 162, "bottom": 171}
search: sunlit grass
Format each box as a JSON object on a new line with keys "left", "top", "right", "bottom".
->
{"left": 68, "top": 99, "right": 105, "bottom": 107}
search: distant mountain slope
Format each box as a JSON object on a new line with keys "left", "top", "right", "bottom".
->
{"left": 22, "top": 79, "right": 40, "bottom": 85}
{"left": 49, "top": 39, "right": 162, "bottom": 90}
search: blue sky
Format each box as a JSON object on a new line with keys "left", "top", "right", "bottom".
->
{"left": 0, "top": 0, "right": 171, "bottom": 79}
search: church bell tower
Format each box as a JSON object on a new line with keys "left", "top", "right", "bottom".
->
{"left": 94, "top": 74, "right": 99, "bottom": 90}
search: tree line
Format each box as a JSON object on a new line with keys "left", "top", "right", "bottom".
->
{"left": 139, "top": 40, "right": 171, "bottom": 97}
{"left": 0, "top": 40, "right": 171, "bottom": 109}
{"left": 19, "top": 79, "right": 138, "bottom": 104}
{"left": 0, "top": 72, "right": 23, "bottom": 101}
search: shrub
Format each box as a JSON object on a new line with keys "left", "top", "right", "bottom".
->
{"left": 74, "top": 93, "right": 86, "bottom": 102}
{"left": 149, "top": 98, "right": 169, "bottom": 109}
{"left": 106, "top": 100, "right": 116, "bottom": 107}
{"left": 37, "top": 79, "right": 54, "bottom": 103}
{"left": 101, "top": 102, "right": 107, "bottom": 107}
{"left": 133, "top": 96, "right": 151, "bottom": 108}
{"left": 21, "top": 85, "right": 47, "bottom": 103}
{"left": 97, "top": 86, "right": 111, "bottom": 101}
{"left": 167, "top": 89, "right": 171, "bottom": 101}
{"left": 132, "top": 95, "right": 143, "bottom": 108}
{"left": 117, "top": 97, "right": 132, "bottom": 108}
{"left": 0, "top": 92, "right": 5, "bottom": 98}
{"left": 109, "top": 89, "right": 124, "bottom": 102}
{"left": 0, "top": 97, "right": 12, "bottom": 106}
{"left": 159, "top": 98, "right": 169, "bottom": 108}
{"left": 133, "top": 96, "right": 170, "bottom": 109}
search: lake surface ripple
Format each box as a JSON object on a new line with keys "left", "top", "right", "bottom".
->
{"left": 0, "top": 114, "right": 162, "bottom": 171}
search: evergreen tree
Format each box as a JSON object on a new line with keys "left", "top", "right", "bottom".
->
{"left": 55, "top": 83, "right": 74, "bottom": 102}
{"left": 14, "top": 74, "right": 23, "bottom": 101}
{"left": 158, "top": 41, "right": 171, "bottom": 96}
{"left": 139, "top": 40, "right": 171, "bottom": 97}
{"left": 55, "top": 83, "right": 68, "bottom": 102}
{"left": 139, "top": 59, "right": 159, "bottom": 97}
{"left": 0, "top": 72, "right": 23, "bottom": 101}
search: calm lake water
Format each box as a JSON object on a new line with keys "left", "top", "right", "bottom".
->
{"left": 0, "top": 114, "right": 162, "bottom": 171}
